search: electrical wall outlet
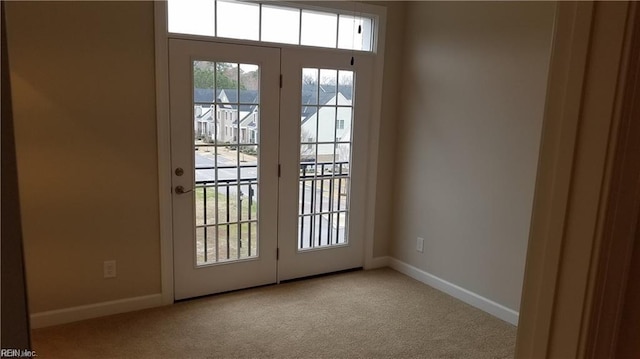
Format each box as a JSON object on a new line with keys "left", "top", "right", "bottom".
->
{"left": 103, "top": 260, "right": 116, "bottom": 278}
{"left": 416, "top": 237, "right": 424, "bottom": 253}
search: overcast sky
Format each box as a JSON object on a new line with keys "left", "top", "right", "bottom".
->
{"left": 168, "top": 0, "right": 370, "bottom": 51}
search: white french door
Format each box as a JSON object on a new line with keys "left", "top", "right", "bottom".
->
{"left": 277, "top": 48, "right": 373, "bottom": 280}
{"left": 170, "top": 39, "right": 280, "bottom": 300}
{"left": 170, "top": 39, "right": 372, "bottom": 300}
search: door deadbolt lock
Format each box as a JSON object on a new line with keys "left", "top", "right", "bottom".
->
{"left": 175, "top": 167, "right": 184, "bottom": 176}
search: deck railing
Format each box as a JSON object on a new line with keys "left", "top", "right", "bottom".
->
{"left": 194, "top": 160, "right": 350, "bottom": 262}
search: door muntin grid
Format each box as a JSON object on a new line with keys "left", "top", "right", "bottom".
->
{"left": 298, "top": 68, "right": 354, "bottom": 251}
{"left": 193, "top": 60, "right": 260, "bottom": 266}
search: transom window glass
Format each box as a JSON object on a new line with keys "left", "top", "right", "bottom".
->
{"left": 168, "top": 0, "right": 374, "bottom": 52}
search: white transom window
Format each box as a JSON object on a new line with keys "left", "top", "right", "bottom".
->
{"left": 167, "top": 0, "right": 376, "bottom": 52}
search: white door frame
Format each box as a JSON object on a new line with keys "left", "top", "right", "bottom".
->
{"left": 154, "top": 1, "right": 388, "bottom": 304}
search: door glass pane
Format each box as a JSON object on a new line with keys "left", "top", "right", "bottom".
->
{"left": 193, "top": 61, "right": 216, "bottom": 103}
{"left": 261, "top": 5, "right": 300, "bottom": 44}
{"left": 240, "top": 64, "right": 260, "bottom": 103}
{"left": 298, "top": 68, "right": 353, "bottom": 250}
{"left": 301, "top": 107, "right": 317, "bottom": 143}
{"left": 300, "top": 10, "right": 338, "bottom": 48}
{"left": 317, "top": 107, "right": 337, "bottom": 142}
{"left": 216, "top": 62, "right": 239, "bottom": 104}
{"left": 194, "top": 60, "right": 260, "bottom": 265}
{"left": 338, "top": 71, "right": 353, "bottom": 104}
{"left": 319, "top": 69, "right": 338, "bottom": 105}
{"left": 216, "top": 0, "right": 260, "bottom": 41}
{"left": 238, "top": 106, "right": 259, "bottom": 145}
{"left": 302, "top": 68, "right": 319, "bottom": 106}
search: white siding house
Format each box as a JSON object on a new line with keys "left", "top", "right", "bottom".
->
{"left": 194, "top": 84, "right": 352, "bottom": 162}
{"left": 194, "top": 88, "right": 259, "bottom": 145}
{"left": 300, "top": 84, "right": 353, "bottom": 163}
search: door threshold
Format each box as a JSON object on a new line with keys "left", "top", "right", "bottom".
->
{"left": 174, "top": 282, "right": 278, "bottom": 303}
{"left": 279, "top": 267, "right": 363, "bottom": 284}
{"left": 175, "top": 267, "right": 364, "bottom": 303}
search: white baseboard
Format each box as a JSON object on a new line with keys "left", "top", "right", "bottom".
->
{"left": 365, "top": 256, "right": 390, "bottom": 269}
{"left": 388, "top": 258, "right": 519, "bottom": 325}
{"left": 30, "top": 293, "right": 164, "bottom": 329}
{"left": 29, "top": 260, "right": 518, "bottom": 327}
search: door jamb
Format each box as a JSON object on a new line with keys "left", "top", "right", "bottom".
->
{"left": 154, "top": 2, "right": 174, "bottom": 305}
{"left": 515, "top": 2, "right": 636, "bottom": 357}
{"left": 585, "top": 2, "right": 640, "bottom": 357}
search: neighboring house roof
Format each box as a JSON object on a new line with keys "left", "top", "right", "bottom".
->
{"left": 194, "top": 85, "right": 352, "bottom": 129}
{"left": 301, "top": 84, "right": 352, "bottom": 105}
{"left": 193, "top": 88, "right": 259, "bottom": 113}
{"left": 301, "top": 84, "right": 353, "bottom": 123}
{"left": 195, "top": 107, "right": 213, "bottom": 122}
{"left": 193, "top": 88, "right": 220, "bottom": 103}
{"left": 223, "top": 89, "right": 259, "bottom": 105}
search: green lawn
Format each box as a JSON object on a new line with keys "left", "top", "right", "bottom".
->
{"left": 194, "top": 187, "right": 258, "bottom": 264}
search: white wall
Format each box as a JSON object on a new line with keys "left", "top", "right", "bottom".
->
{"left": 391, "top": 1, "right": 555, "bottom": 311}
{"left": 370, "top": 1, "right": 405, "bottom": 257}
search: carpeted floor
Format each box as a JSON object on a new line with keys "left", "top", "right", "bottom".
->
{"left": 31, "top": 268, "right": 516, "bottom": 358}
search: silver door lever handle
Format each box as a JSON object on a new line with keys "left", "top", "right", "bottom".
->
{"left": 175, "top": 186, "right": 193, "bottom": 194}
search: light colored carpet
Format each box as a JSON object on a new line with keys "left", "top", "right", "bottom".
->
{"left": 31, "top": 268, "right": 516, "bottom": 358}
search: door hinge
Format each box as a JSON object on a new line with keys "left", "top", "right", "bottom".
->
{"left": 276, "top": 248, "right": 280, "bottom": 260}
{"left": 279, "top": 74, "right": 283, "bottom": 88}
{"left": 278, "top": 164, "right": 281, "bottom": 177}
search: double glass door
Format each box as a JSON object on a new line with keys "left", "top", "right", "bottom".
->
{"left": 170, "top": 39, "right": 372, "bottom": 300}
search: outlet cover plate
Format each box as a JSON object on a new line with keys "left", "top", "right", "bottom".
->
{"left": 104, "top": 260, "right": 116, "bottom": 278}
